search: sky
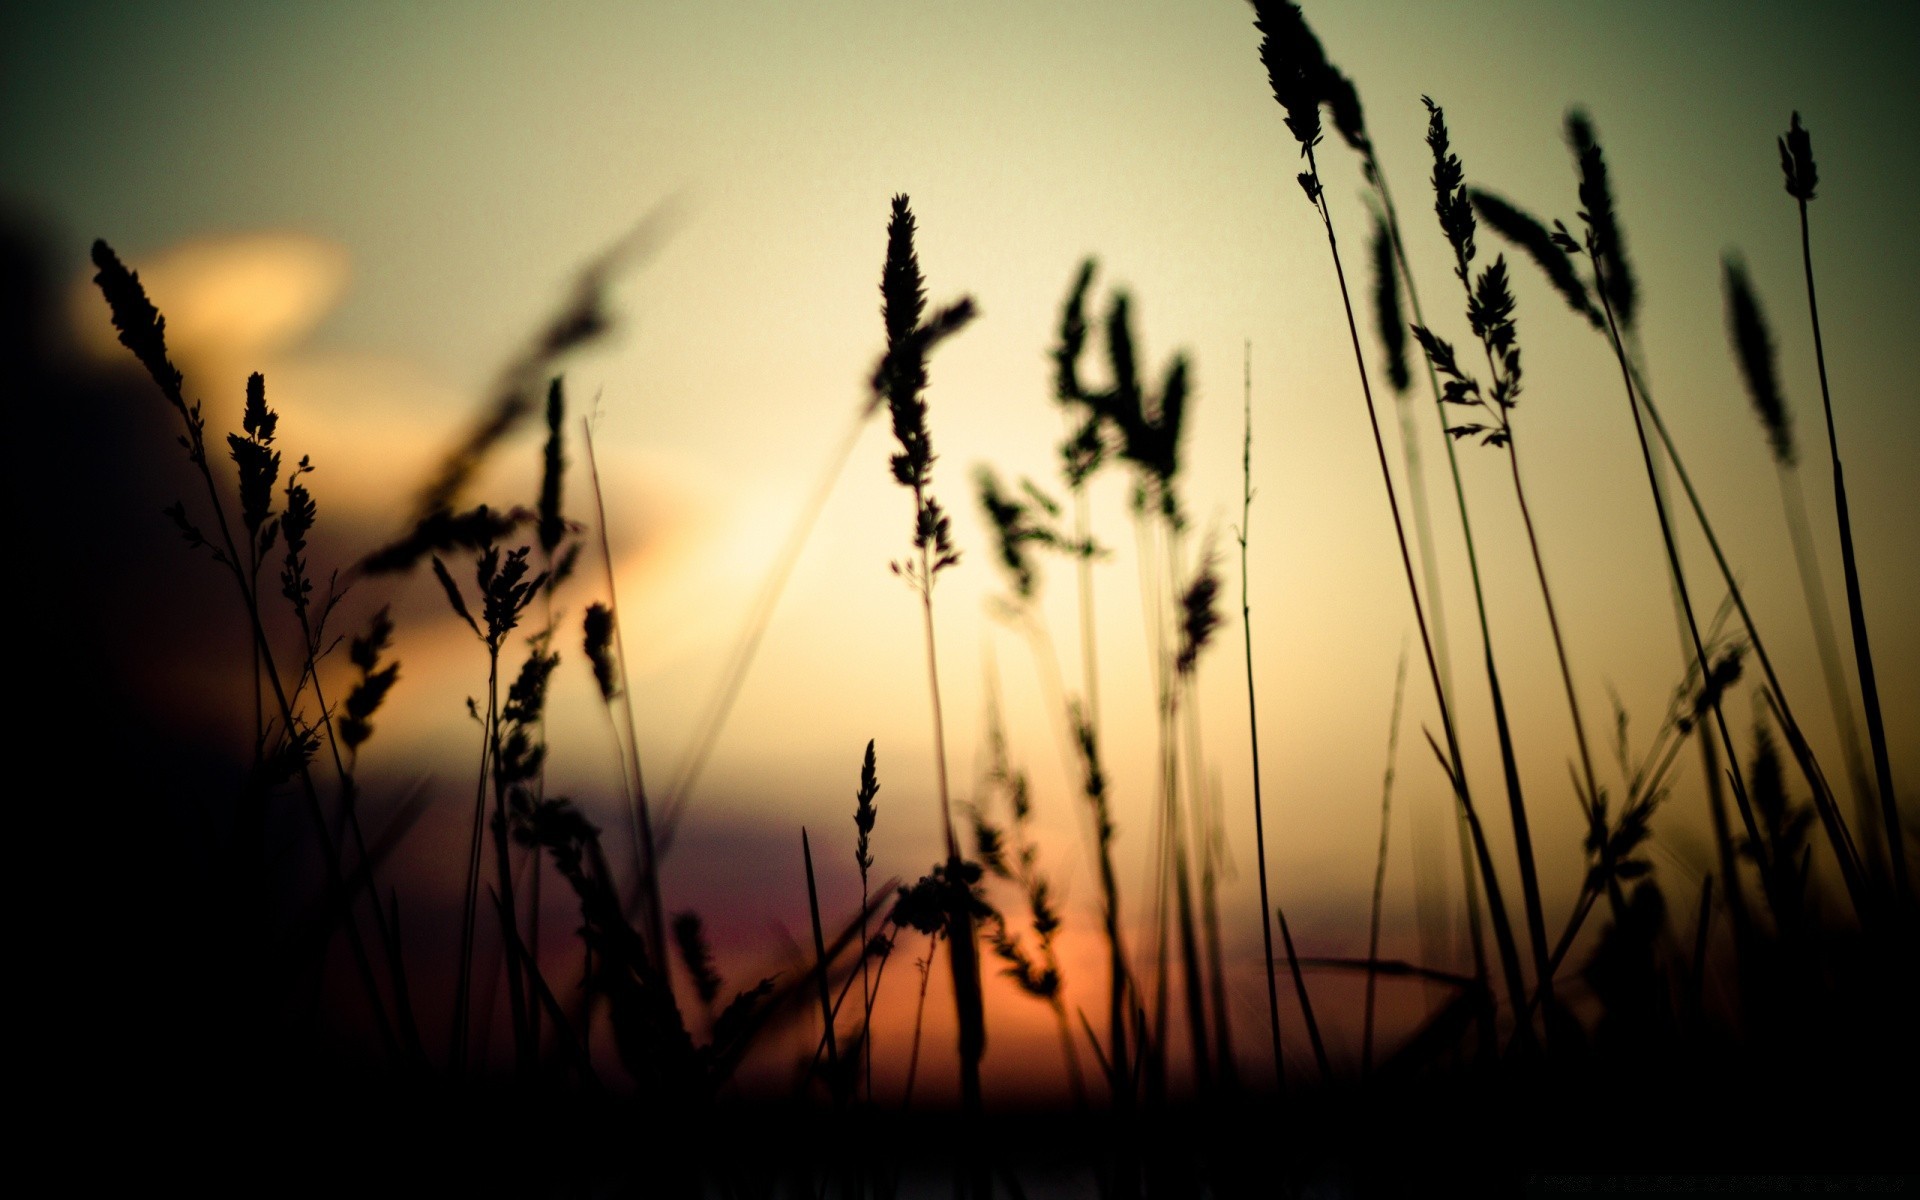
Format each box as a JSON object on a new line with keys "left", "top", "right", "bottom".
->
{"left": 6, "top": 0, "right": 1918, "bottom": 1096}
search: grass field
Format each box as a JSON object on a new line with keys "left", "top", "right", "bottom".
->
{"left": 10, "top": 3, "right": 1918, "bottom": 1195}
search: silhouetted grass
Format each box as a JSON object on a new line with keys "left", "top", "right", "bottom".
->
{"left": 1779, "top": 112, "right": 1907, "bottom": 898}
{"left": 1252, "top": 0, "right": 1534, "bottom": 1046}
{"left": 69, "top": 13, "right": 1920, "bottom": 1192}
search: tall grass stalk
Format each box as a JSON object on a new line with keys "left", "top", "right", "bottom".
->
{"left": 1552, "top": 117, "right": 1781, "bottom": 940}
{"left": 1724, "top": 257, "right": 1880, "bottom": 894}
{"left": 1626, "top": 377, "right": 1869, "bottom": 915}
{"left": 1349, "top": 87, "right": 1493, "bottom": 1031}
{"left": 1416, "top": 96, "right": 1600, "bottom": 1027}
{"left": 1170, "top": 540, "right": 1222, "bottom": 1094}
{"left": 1576, "top": 211, "right": 1770, "bottom": 930}
{"left": 1250, "top": 3, "right": 1532, "bottom": 1037}
{"left": 1363, "top": 641, "right": 1409, "bottom": 1078}
{"left": 1050, "top": 262, "right": 1134, "bottom": 1099}
{"left": 801, "top": 828, "right": 842, "bottom": 1101}
{"left": 91, "top": 243, "right": 403, "bottom": 1059}
{"left": 655, "top": 393, "right": 880, "bottom": 851}
{"left": 1473, "top": 174, "right": 1869, "bottom": 920}
{"left": 1274, "top": 904, "right": 1331, "bottom": 1083}
{"left": 853, "top": 740, "right": 879, "bottom": 1103}
{"left": 1779, "top": 112, "right": 1906, "bottom": 896}
{"left": 1236, "top": 342, "right": 1287, "bottom": 1089}
{"left": 582, "top": 423, "right": 668, "bottom": 967}
{"left": 871, "top": 195, "right": 986, "bottom": 1160}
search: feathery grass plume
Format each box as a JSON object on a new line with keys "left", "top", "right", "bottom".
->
{"left": 1780, "top": 111, "right": 1818, "bottom": 202}
{"left": 1343, "top": 100, "right": 1496, "bottom": 1027}
{"left": 852, "top": 739, "right": 879, "bottom": 1101}
{"left": 1048, "top": 263, "right": 1137, "bottom": 1128}
{"left": 538, "top": 376, "right": 567, "bottom": 556}
{"left": 1419, "top": 95, "right": 1599, "bottom": 1033}
{"left": 975, "top": 467, "right": 1064, "bottom": 603}
{"left": 1323, "top": 63, "right": 1369, "bottom": 154}
{"left": 853, "top": 739, "right": 879, "bottom": 880}
{"left": 872, "top": 194, "right": 986, "bottom": 1167}
{"left": 1319, "top": 36, "right": 1505, "bottom": 1041}
{"left": 873, "top": 190, "right": 975, "bottom": 847}
{"left": 1484, "top": 125, "right": 1867, "bottom": 928}
{"left": 92, "top": 238, "right": 406, "bottom": 1059}
{"left": 1370, "top": 216, "right": 1411, "bottom": 394}
{"left": 583, "top": 602, "right": 619, "bottom": 701}
{"left": 1174, "top": 545, "right": 1221, "bottom": 679}
{"left": 1541, "top": 649, "right": 1722, "bottom": 992}
{"left": 1723, "top": 257, "right": 1794, "bottom": 466}
{"left": 1424, "top": 97, "right": 1478, "bottom": 275}
{"left": 1248, "top": 11, "right": 1534, "bottom": 1044}
{"left": 442, "top": 540, "right": 549, "bottom": 1074}
{"left": 491, "top": 635, "right": 561, "bottom": 1079}
{"left": 278, "top": 456, "right": 318, "bottom": 617}
{"left": 1052, "top": 270, "right": 1198, "bottom": 1098}
{"left": 1470, "top": 187, "right": 1600, "bottom": 328}
{"left": 1776, "top": 110, "right": 1905, "bottom": 896}
{"left": 89, "top": 239, "right": 185, "bottom": 415}
{"left": 1054, "top": 260, "right": 1108, "bottom": 489}
{"left": 1567, "top": 109, "right": 1637, "bottom": 332}
{"left": 1052, "top": 261, "right": 1113, "bottom": 748}
{"left": 1259, "top": 63, "right": 1528, "bottom": 1036}
{"left": 1249, "top": 0, "right": 1328, "bottom": 154}
{"left": 229, "top": 372, "right": 282, "bottom": 549}
{"left": 1071, "top": 270, "right": 1206, "bottom": 1097}
{"left": 228, "top": 375, "right": 285, "bottom": 733}
{"left": 1091, "top": 292, "right": 1190, "bottom": 527}
{"left": 1522, "top": 663, "right": 1696, "bottom": 1025}
{"left": 671, "top": 913, "right": 722, "bottom": 1010}
{"left": 408, "top": 204, "right": 676, "bottom": 529}
{"left": 361, "top": 503, "right": 536, "bottom": 575}
{"left": 1561, "top": 132, "right": 1783, "bottom": 952}
{"left": 338, "top": 607, "right": 399, "bottom": 754}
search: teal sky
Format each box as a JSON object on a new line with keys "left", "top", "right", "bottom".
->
{"left": 8, "top": 1, "right": 1917, "bottom": 1088}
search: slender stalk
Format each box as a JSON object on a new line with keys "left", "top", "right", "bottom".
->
{"left": 1275, "top": 905, "right": 1331, "bottom": 1083}
{"left": 299, "top": 628, "right": 421, "bottom": 1059}
{"left": 1237, "top": 343, "right": 1286, "bottom": 1091}
{"left": 1304, "top": 141, "right": 1532, "bottom": 1035}
{"left": 452, "top": 647, "right": 502, "bottom": 1074}
{"left": 489, "top": 678, "right": 532, "bottom": 1077}
{"left": 1503, "top": 437, "right": 1589, "bottom": 999}
{"left": 1776, "top": 464, "right": 1879, "bottom": 871}
{"left": 583, "top": 424, "right": 668, "bottom": 969}
{"left": 1420, "top": 101, "right": 1589, "bottom": 1024}
{"left": 92, "top": 246, "right": 399, "bottom": 1057}
{"left": 802, "top": 828, "right": 841, "bottom": 1101}
{"left": 900, "top": 939, "right": 936, "bottom": 1110}
{"left": 1363, "top": 642, "right": 1409, "bottom": 1079}
{"left": 1591, "top": 245, "right": 1767, "bottom": 900}
{"left": 1162, "top": 528, "right": 1212, "bottom": 1096}
{"left": 1368, "top": 153, "right": 1491, "bottom": 1013}
{"left": 1625, "top": 371, "right": 1870, "bottom": 914}
{"left": 1794, "top": 191, "right": 1905, "bottom": 894}
{"left": 656, "top": 398, "right": 875, "bottom": 849}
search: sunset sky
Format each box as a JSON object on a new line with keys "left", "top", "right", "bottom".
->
{"left": 7, "top": 1, "right": 1917, "bottom": 1094}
